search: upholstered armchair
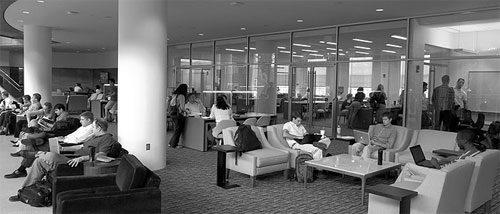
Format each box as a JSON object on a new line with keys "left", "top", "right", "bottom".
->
{"left": 464, "top": 149, "right": 500, "bottom": 212}
{"left": 266, "top": 124, "right": 306, "bottom": 177}
{"left": 52, "top": 154, "right": 161, "bottom": 214}
{"left": 348, "top": 125, "right": 412, "bottom": 162}
{"left": 223, "top": 126, "right": 289, "bottom": 187}
{"left": 394, "top": 130, "right": 457, "bottom": 164}
{"left": 368, "top": 161, "right": 475, "bottom": 214}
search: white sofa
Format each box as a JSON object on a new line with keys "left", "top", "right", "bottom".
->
{"left": 266, "top": 124, "right": 306, "bottom": 175}
{"left": 368, "top": 160, "right": 475, "bottom": 214}
{"left": 464, "top": 149, "right": 500, "bottom": 212}
{"left": 394, "top": 129, "right": 457, "bottom": 164}
{"left": 348, "top": 125, "right": 412, "bottom": 162}
{"left": 223, "top": 126, "right": 289, "bottom": 187}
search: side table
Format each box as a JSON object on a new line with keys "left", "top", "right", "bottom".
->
{"left": 212, "top": 145, "right": 240, "bottom": 189}
{"left": 83, "top": 160, "right": 121, "bottom": 176}
{"left": 366, "top": 184, "right": 418, "bottom": 214}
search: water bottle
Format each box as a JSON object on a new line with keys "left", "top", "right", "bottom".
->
{"left": 89, "top": 146, "right": 96, "bottom": 162}
{"left": 377, "top": 149, "right": 383, "bottom": 165}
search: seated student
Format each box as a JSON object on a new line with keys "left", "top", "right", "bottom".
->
{"left": 0, "top": 91, "right": 16, "bottom": 111}
{"left": 352, "top": 112, "right": 397, "bottom": 158}
{"left": 37, "top": 103, "right": 69, "bottom": 131}
{"left": 210, "top": 95, "right": 232, "bottom": 124}
{"left": 399, "top": 129, "right": 483, "bottom": 183}
{"left": 185, "top": 93, "right": 206, "bottom": 116}
{"left": 0, "top": 94, "right": 29, "bottom": 134}
{"left": 8, "top": 118, "right": 119, "bottom": 203}
{"left": 11, "top": 93, "right": 43, "bottom": 139}
{"left": 283, "top": 112, "right": 327, "bottom": 160}
{"left": 347, "top": 92, "right": 365, "bottom": 129}
{"left": 4, "top": 112, "right": 95, "bottom": 179}
{"left": 28, "top": 102, "right": 55, "bottom": 130}
{"left": 482, "top": 121, "right": 500, "bottom": 149}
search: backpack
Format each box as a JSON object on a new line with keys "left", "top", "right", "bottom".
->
{"left": 295, "top": 153, "right": 314, "bottom": 183}
{"left": 234, "top": 125, "right": 262, "bottom": 152}
{"left": 167, "top": 95, "right": 179, "bottom": 116}
{"left": 18, "top": 180, "right": 52, "bottom": 207}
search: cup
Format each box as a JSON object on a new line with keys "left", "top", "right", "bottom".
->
{"left": 320, "top": 130, "right": 325, "bottom": 136}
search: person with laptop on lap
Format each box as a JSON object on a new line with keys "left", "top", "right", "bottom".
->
{"left": 283, "top": 112, "right": 327, "bottom": 160}
{"left": 352, "top": 112, "right": 397, "bottom": 158}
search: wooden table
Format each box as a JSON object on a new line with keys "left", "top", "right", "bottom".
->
{"left": 212, "top": 145, "right": 240, "bottom": 189}
{"left": 180, "top": 113, "right": 277, "bottom": 152}
{"left": 366, "top": 184, "right": 418, "bottom": 214}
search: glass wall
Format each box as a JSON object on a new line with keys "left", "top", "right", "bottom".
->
{"left": 166, "top": 7, "right": 500, "bottom": 137}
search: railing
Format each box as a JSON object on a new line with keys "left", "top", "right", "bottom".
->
{"left": 0, "top": 68, "right": 23, "bottom": 97}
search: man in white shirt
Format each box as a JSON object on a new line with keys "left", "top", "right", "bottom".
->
{"left": 282, "top": 112, "right": 324, "bottom": 160}
{"left": 185, "top": 93, "right": 206, "bottom": 116}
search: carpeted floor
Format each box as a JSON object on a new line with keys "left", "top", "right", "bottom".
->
{"left": 158, "top": 140, "right": 500, "bottom": 214}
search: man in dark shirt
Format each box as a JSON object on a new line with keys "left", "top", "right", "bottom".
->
{"left": 9, "top": 118, "right": 118, "bottom": 202}
{"left": 104, "top": 78, "right": 117, "bottom": 122}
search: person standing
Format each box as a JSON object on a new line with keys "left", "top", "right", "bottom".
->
{"left": 371, "top": 84, "right": 387, "bottom": 123}
{"left": 454, "top": 78, "right": 468, "bottom": 121}
{"left": 104, "top": 78, "right": 117, "bottom": 122}
{"left": 421, "top": 82, "right": 432, "bottom": 128}
{"left": 168, "top": 84, "right": 188, "bottom": 148}
{"left": 431, "top": 75, "right": 455, "bottom": 131}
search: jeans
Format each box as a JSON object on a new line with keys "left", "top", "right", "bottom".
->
{"left": 168, "top": 114, "right": 185, "bottom": 147}
{"left": 23, "top": 152, "right": 70, "bottom": 187}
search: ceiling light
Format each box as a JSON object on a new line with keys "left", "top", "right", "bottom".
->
{"left": 292, "top": 55, "right": 304, "bottom": 58}
{"left": 66, "top": 11, "right": 80, "bottom": 15}
{"left": 244, "top": 47, "right": 256, "bottom": 50}
{"left": 326, "top": 42, "right": 336, "bottom": 45}
{"left": 280, "top": 50, "right": 291, "bottom": 54}
{"left": 277, "top": 46, "right": 287, "bottom": 49}
{"left": 391, "top": 35, "right": 407, "bottom": 40}
{"left": 293, "top": 43, "right": 310, "bottom": 47}
{"left": 297, "top": 19, "right": 303, "bottom": 23}
{"left": 198, "top": 33, "right": 204, "bottom": 36}
{"left": 101, "top": 48, "right": 106, "bottom": 50}
{"left": 319, "top": 41, "right": 325, "bottom": 44}
{"left": 386, "top": 44, "right": 402, "bottom": 48}
{"left": 339, "top": 53, "right": 345, "bottom": 56}
{"left": 37, "top": 0, "right": 45, "bottom": 3}
{"left": 17, "top": 20, "right": 23, "bottom": 23}
{"left": 225, "top": 48, "right": 244, "bottom": 52}
{"left": 353, "top": 38, "right": 372, "bottom": 43}
{"left": 22, "top": 11, "right": 30, "bottom": 14}
{"left": 309, "top": 53, "right": 323, "bottom": 57}
{"left": 382, "top": 50, "right": 396, "bottom": 53}
{"left": 330, "top": 52, "right": 337, "bottom": 55}
{"left": 302, "top": 49, "right": 318, "bottom": 53}
{"left": 326, "top": 48, "right": 336, "bottom": 51}
{"left": 229, "top": 2, "right": 244, "bottom": 6}
{"left": 354, "top": 46, "right": 371, "bottom": 50}
{"left": 240, "top": 27, "right": 246, "bottom": 30}
{"left": 376, "top": 8, "right": 384, "bottom": 12}
{"left": 355, "top": 51, "right": 370, "bottom": 55}
{"left": 65, "top": 41, "right": 70, "bottom": 44}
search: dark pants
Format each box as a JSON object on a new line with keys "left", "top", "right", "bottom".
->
{"left": 169, "top": 114, "right": 185, "bottom": 147}
{"left": 20, "top": 138, "right": 50, "bottom": 168}
{"left": 15, "top": 120, "right": 28, "bottom": 138}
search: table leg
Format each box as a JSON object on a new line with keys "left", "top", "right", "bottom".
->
{"left": 361, "top": 177, "right": 366, "bottom": 205}
{"left": 216, "top": 151, "right": 239, "bottom": 189}
{"left": 303, "top": 165, "right": 308, "bottom": 188}
{"left": 400, "top": 197, "right": 411, "bottom": 214}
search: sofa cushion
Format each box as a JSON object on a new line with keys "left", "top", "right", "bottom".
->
{"left": 116, "top": 155, "right": 148, "bottom": 191}
{"left": 245, "top": 149, "right": 289, "bottom": 167}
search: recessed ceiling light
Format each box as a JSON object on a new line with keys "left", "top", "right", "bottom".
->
{"left": 280, "top": 50, "right": 291, "bottom": 54}
{"left": 37, "top": 0, "right": 45, "bottom": 3}
{"left": 353, "top": 38, "right": 373, "bottom": 43}
{"left": 66, "top": 11, "right": 80, "bottom": 15}
{"left": 229, "top": 2, "right": 244, "bottom": 6}
{"left": 297, "top": 19, "right": 304, "bottom": 23}
{"left": 22, "top": 11, "right": 30, "bottom": 14}
{"left": 386, "top": 44, "right": 402, "bottom": 48}
{"left": 293, "top": 43, "right": 310, "bottom": 47}
{"left": 354, "top": 46, "right": 371, "bottom": 50}
{"left": 225, "top": 48, "right": 244, "bottom": 52}
{"left": 376, "top": 8, "right": 384, "bottom": 12}
{"left": 17, "top": 20, "right": 23, "bottom": 23}
{"left": 240, "top": 27, "right": 246, "bottom": 30}
{"left": 198, "top": 33, "right": 204, "bottom": 36}
{"left": 277, "top": 46, "right": 287, "bottom": 49}
{"left": 355, "top": 51, "right": 370, "bottom": 55}
{"left": 302, "top": 49, "right": 318, "bottom": 53}
{"left": 382, "top": 50, "right": 396, "bottom": 53}
{"left": 65, "top": 41, "right": 71, "bottom": 44}
{"left": 391, "top": 35, "right": 407, "bottom": 40}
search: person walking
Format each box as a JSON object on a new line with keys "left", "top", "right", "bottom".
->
{"left": 168, "top": 84, "right": 188, "bottom": 148}
{"left": 432, "top": 75, "right": 455, "bottom": 131}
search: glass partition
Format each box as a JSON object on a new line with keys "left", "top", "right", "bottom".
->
{"left": 249, "top": 33, "right": 291, "bottom": 65}
{"left": 410, "top": 9, "right": 500, "bottom": 59}
{"left": 292, "top": 28, "right": 337, "bottom": 63}
{"left": 191, "top": 42, "right": 214, "bottom": 65}
{"left": 215, "top": 38, "right": 248, "bottom": 65}
{"left": 338, "top": 20, "right": 407, "bottom": 61}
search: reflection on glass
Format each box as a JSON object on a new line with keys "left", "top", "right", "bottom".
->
{"left": 292, "top": 28, "right": 337, "bottom": 63}
{"left": 215, "top": 38, "right": 248, "bottom": 65}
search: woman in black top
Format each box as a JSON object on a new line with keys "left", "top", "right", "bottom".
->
{"left": 168, "top": 84, "right": 188, "bottom": 148}
{"left": 371, "top": 84, "right": 387, "bottom": 123}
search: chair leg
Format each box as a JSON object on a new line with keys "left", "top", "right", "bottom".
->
{"left": 226, "top": 169, "right": 230, "bottom": 179}
{"left": 250, "top": 176, "right": 256, "bottom": 187}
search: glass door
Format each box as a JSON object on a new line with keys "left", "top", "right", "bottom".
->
{"left": 289, "top": 65, "right": 336, "bottom": 136}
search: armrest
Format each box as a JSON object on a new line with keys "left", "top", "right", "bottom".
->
{"left": 52, "top": 162, "right": 84, "bottom": 177}
{"left": 56, "top": 187, "right": 161, "bottom": 214}
{"left": 367, "top": 184, "right": 417, "bottom": 201}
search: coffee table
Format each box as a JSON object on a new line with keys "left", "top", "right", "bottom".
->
{"left": 304, "top": 154, "right": 401, "bottom": 205}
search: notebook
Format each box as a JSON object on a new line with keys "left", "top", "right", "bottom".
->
{"left": 409, "top": 145, "right": 429, "bottom": 167}
{"left": 353, "top": 130, "right": 370, "bottom": 145}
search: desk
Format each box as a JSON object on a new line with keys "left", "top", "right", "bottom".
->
{"left": 91, "top": 100, "right": 107, "bottom": 119}
{"left": 181, "top": 113, "right": 277, "bottom": 152}
{"left": 212, "top": 145, "right": 240, "bottom": 189}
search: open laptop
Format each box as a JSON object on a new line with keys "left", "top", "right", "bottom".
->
{"left": 297, "top": 134, "right": 322, "bottom": 144}
{"left": 409, "top": 145, "right": 435, "bottom": 168}
{"left": 353, "top": 130, "right": 370, "bottom": 145}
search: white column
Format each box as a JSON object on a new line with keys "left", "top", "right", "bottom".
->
{"left": 24, "top": 25, "right": 52, "bottom": 103}
{"left": 118, "top": 0, "right": 167, "bottom": 170}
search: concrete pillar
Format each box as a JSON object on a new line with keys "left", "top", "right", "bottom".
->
{"left": 118, "top": 0, "right": 167, "bottom": 170}
{"left": 24, "top": 25, "right": 52, "bottom": 103}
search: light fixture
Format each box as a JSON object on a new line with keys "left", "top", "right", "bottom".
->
{"left": 101, "top": 48, "right": 106, "bottom": 50}
{"left": 339, "top": 53, "right": 345, "bottom": 56}
{"left": 319, "top": 41, "right": 325, "bottom": 44}
{"left": 382, "top": 50, "right": 396, "bottom": 53}
{"left": 391, "top": 35, "right": 407, "bottom": 40}
{"left": 17, "top": 20, "right": 23, "bottom": 23}
{"left": 326, "top": 42, "right": 336, "bottom": 45}
{"left": 293, "top": 43, "right": 310, "bottom": 47}
{"left": 229, "top": 2, "right": 244, "bottom": 6}
{"left": 355, "top": 51, "right": 370, "bottom": 55}
{"left": 198, "top": 33, "right": 204, "bottom": 36}
{"left": 297, "top": 19, "right": 303, "bottom": 23}
{"left": 302, "top": 49, "right": 318, "bottom": 53}
{"left": 225, "top": 48, "right": 244, "bottom": 52}
{"left": 353, "top": 38, "right": 372, "bottom": 43}
{"left": 65, "top": 41, "right": 71, "bottom": 44}
{"left": 309, "top": 53, "right": 323, "bottom": 57}
{"left": 280, "top": 50, "right": 291, "bottom": 54}
{"left": 277, "top": 46, "right": 287, "bottom": 49}
{"left": 386, "top": 44, "right": 402, "bottom": 48}
{"left": 22, "top": 11, "right": 30, "bottom": 14}
{"left": 240, "top": 27, "right": 246, "bottom": 30}
{"left": 66, "top": 11, "right": 80, "bottom": 15}
{"left": 376, "top": 8, "right": 384, "bottom": 12}
{"left": 37, "top": 0, "right": 45, "bottom": 3}
{"left": 308, "top": 59, "right": 327, "bottom": 62}
{"left": 354, "top": 46, "right": 371, "bottom": 50}
{"left": 244, "top": 47, "right": 256, "bottom": 50}
{"left": 326, "top": 48, "right": 336, "bottom": 51}
{"left": 292, "top": 55, "right": 304, "bottom": 58}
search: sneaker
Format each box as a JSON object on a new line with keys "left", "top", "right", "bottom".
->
{"left": 10, "top": 140, "right": 17, "bottom": 144}
{"left": 10, "top": 152, "right": 21, "bottom": 157}
{"left": 12, "top": 144, "right": 19, "bottom": 147}
{"left": 8, "top": 195, "right": 20, "bottom": 202}
{"left": 176, "top": 145, "right": 183, "bottom": 149}
{"left": 4, "top": 170, "right": 27, "bottom": 179}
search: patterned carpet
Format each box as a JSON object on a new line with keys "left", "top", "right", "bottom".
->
{"left": 156, "top": 142, "right": 500, "bottom": 214}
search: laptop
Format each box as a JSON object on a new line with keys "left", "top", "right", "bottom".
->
{"left": 409, "top": 145, "right": 427, "bottom": 166}
{"left": 353, "top": 130, "right": 370, "bottom": 145}
{"left": 298, "top": 134, "right": 322, "bottom": 144}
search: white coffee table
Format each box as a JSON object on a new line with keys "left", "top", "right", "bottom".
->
{"left": 304, "top": 154, "right": 401, "bottom": 205}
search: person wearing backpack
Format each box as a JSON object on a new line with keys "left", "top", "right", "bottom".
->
{"left": 168, "top": 84, "right": 188, "bottom": 148}
{"left": 282, "top": 112, "right": 325, "bottom": 160}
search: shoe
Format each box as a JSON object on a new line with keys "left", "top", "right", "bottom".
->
{"left": 176, "top": 145, "right": 183, "bottom": 149}
{"left": 10, "top": 152, "right": 21, "bottom": 157}
{"left": 0, "top": 131, "right": 5, "bottom": 135}
{"left": 10, "top": 140, "right": 17, "bottom": 144}
{"left": 8, "top": 195, "right": 20, "bottom": 202}
{"left": 4, "top": 170, "right": 27, "bottom": 179}
{"left": 12, "top": 144, "right": 19, "bottom": 147}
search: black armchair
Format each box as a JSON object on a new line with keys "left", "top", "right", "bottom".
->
{"left": 52, "top": 154, "right": 161, "bottom": 214}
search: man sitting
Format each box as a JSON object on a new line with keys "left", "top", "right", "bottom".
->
{"left": 352, "top": 112, "right": 397, "bottom": 158}
{"left": 4, "top": 112, "right": 95, "bottom": 179}
{"left": 283, "top": 112, "right": 328, "bottom": 160}
{"left": 9, "top": 118, "right": 119, "bottom": 203}
{"left": 185, "top": 93, "right": 206, "bottom": 116}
